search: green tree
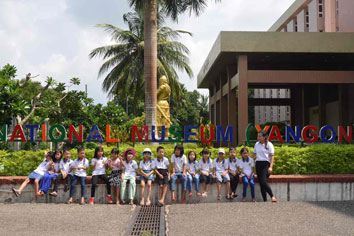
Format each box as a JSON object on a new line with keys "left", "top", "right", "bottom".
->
{"left": 128, "top": 0, "right": 220, "bottom": 130}
{"left": 89, "top": 11, "right": 193, "bottom": 113}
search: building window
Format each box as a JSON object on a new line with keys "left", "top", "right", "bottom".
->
{"left": 319, "top": 0, "right": 323, "bottom": 18}
{"left": 305, "top": 8, "right": 309, "bottom": 28}
{"left": 294, "top": 18, "right": 298, "bottom": 32}
{"left": 277, "top": 89, "right": 281, "bottom": 98}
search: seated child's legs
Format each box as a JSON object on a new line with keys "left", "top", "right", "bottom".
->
{"left": 170, "top": 174, "right": 178, "bottom": 191}
{"left": 242, "top": 176, "right": 249, "bottom": 198}
{"left": 186, "top": 173, "right": 193, "bottom": 192}
{"left": 120, "top": 177, "right": 128, "bottom": 200}
{"left": 70, "top": 176, "right": 79, "bottom": 198}
{"left": 194, "top": 174, "right": 200, "bottom": 192}
{"left": 79, "top": 177, "right": 86, "bottom": 198}
{"left": 128, "top": 176, "right": 136, "bottom": 200}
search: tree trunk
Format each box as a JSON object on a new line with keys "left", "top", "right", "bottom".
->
{"left": 144, "top": 0, "right": 158, "bottom": 139}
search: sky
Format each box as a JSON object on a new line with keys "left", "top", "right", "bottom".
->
{"left": 0, "top": 0, "right": 296, "bottom": 105}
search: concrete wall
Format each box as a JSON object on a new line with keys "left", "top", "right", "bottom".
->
{"left": 309, "top": 0, "right": 319, "bottom": 32}
{"left": 287, "top": 20, "right": 295, "bottom": 32}
{"left": 338, "top": 0, "right": 354, "bottom": 32}
{"left": 297, "top": 9, "right": 306, "bottom": 32}
{"left": 1, "top": 176, "right": 353, "bottom": 204}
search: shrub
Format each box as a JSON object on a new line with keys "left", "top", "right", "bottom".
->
{"left": 0, "top": 144, "right": 353, "bottom": 176}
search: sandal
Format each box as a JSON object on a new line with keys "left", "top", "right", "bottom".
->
{"left": 217, "top": 195, "right": 221, "bottom": 200}
{"left": 271, "top": 197, "right": 278, "bottom": 202}
{"left": 226, "top": 195, "right": 233, "bottom": 200}
{"left": 157, "top": 200, "right": 164, "bottom": 207}
{"left": 49, "top": 192, "right": 57, "bottom": 197}
{"left": 12, "top": 188, "right": 19, "bottom": 197}
{"left": 145, "top": 200, "right": 151, "bottom": 206}
{"left": 140, "top": 199, "right": 145, "bottom": 205}
{"left": 66, "top": 200, "right": 72, "bottom": 204}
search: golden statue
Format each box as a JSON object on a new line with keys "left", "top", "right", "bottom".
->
{"left": 157, "top": 76, "right": 172, "bottom": 136}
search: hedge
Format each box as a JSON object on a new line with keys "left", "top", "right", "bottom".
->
{"left": 0, "top": 144, "right": 353, "bottom": 176}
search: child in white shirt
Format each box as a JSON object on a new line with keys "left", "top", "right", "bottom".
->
{"left": 89, "top": 146, "right": 113, "bottom": 204}
{"left": 68, "top": 147, "right": 89, "bottom": 205}
{"left": 237, "top": 147, "right": 255, "bottom": 202}
{"left": 120, "top": 148, "right": 138, "bottom": 205}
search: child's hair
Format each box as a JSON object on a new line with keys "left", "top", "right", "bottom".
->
{"left": 240, "top": 147, "right": 249, "bottom": 155}
{"left": 258, "top": 130, "right": 269, "bottom": 150}
{"left": 77, "top": 147, "right": 85, "bottom": 153}
{"left": 229, "top": 147, "right": 236, "bottom": 152}
{"left": 156, "top": 146, "right": 164, "bottom": 153}
{"left": 174, "top": 145, "right": 184, "bottom": 156}
{"left": 200, "top": 149, "right": 211, "bottom": 163}
{"left": 93, "top": 146, "right": 104, "bottom": 159}
{"left": 63, "top": 148, "right": 71, "bottom": 154}
{"left": 53, "top": 150, "right": 63, "bottom": 163}
{"left": 46, "top": 151, "right": 55, "bottom": 160}
{"left": 187, "top": 151, "right": 197, "bottom": 164}
{"left": 111, "top": 148, "right": 119, "bottom": 155}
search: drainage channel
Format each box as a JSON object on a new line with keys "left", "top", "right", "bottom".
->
{"left": 125, "top": 205, "right": 165, "bottom": 236}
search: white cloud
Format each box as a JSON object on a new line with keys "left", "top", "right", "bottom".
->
{"left": 0, "top": 0, "right": 296, "bottom": 103}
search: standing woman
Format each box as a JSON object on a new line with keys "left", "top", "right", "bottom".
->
{"left": 251, "top": 131, "right": 277, "bottom": 202}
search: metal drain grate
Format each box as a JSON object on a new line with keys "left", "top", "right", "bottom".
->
{"left": 126, "top": 205, "right": 165, "bottom": 236}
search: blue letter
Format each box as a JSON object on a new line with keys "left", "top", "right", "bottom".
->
{"left": 86, "top": 125, "right": 103, "bottom": 142}
{"left": 152, "top": 126, "right": 165, "bottom": 142}
{"left": 184, "top": 126, "right": 198, "bottom": 143}
{"left": 25, "top": 124, "right": 40, "bottom": 142}
{"left": 285, "top": 126, "right": 301, "bottom": 143}
{"left": 320, "top": 125, "right": 336, "bottom": 143}
{"left": 217, "top": 126, "right": 233, "bottom": 143}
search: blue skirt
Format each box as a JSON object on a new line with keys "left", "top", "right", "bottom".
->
{"left": 138, "top": 170, "right": 154, "bottom": 181}
{"left": 39, "top": 172, "right": 57, "bottom": 193}
{"left": 28, "top": 172, "right": 43, "bottom": 180}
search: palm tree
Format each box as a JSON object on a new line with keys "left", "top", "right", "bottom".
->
{"left": 128, "top": 0, "right": 220, "bottom": 130}
{"left": 89, "top": 11, "right": 193, "bottom": 113}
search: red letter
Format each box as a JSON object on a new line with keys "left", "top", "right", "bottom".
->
{"left": 268, "top": 125, "right": 284, "bottom": 143}
{"left": 338, "top": 126, "right": 352, "bottom": 144}
{"left": 42, "top": 124, "right": 46, "bottom": 142}
{"left": 10, "top": 125, "right": 27, "bottom": 142}
{"left": 131, "top": 125, "right": 149, "bottom": 142}
{"left": 106, "top": 125, "right": 118, "bottom": 143}
{"left": 200, "top": 125, "right": 214, "bottom": 143}
{"left": 255, "top": 125, "right": 271, "bottom": 132}
{"left": 302, "top": 125, "right": 318, "bottom": 143}
{"left": 68, "top": 125, "right": 83, "bottom": 143}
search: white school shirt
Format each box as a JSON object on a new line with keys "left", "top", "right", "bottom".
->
{"left": 228, "top": 158, "right": 238, "bottom": 172}
{"left": 186, "top": 161, "right": 199, "bottom": 173}
{"left": 198, "top": 159, "right": 213, "bottom": 173}
{"left": 33, "top": 159, "right": 52, "bottom": 175}
{"left": 153, "top": 157, "right": 170, "bottom": 169}
{"left": 59, "top": 159, "right": 74, "bottom": 175}
{"left": 54, "top": 162, "right": 60, "bottom": 173}
{"left": 139, "top": 160, "right": 154, "bottom": 171}
{"left": 237, "top": 157, "right": 255, "bottom": 177}
{"left": 213, "top": 158, "right": 229, "bottom": 173}
{"left": 124, "top": 160, "right": 138, "bottom": 177}
{"left": 253, "top": 141, "right": 275, "bottom": 163}
{"left": 91, "top": 157, "right": 108, "bottom": 176}
{"left": 171, "top": 154, "right": 187, "bottom": 173}
{"left": 73, "top": 158, "right": 89, "bottom": 177}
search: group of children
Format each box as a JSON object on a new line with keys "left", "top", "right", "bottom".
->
{"left": 11, "top": 144, "right": 259, "bottom": 205}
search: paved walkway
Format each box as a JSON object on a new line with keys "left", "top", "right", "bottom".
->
{"left": 0, "top": 204, "right": 134, "bottom": 236}
{"left": 1, "top": 201, "right": 354, "bottom": 236}
{"left": 167, "top": 201, "right": 354, "bottom": 236}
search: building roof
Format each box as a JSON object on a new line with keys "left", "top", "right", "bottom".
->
{"left": 197, "top": 31, "right": 354, "bottom": 88}
{"left": 268, "top": 0, "right": 310, "bottom": 32}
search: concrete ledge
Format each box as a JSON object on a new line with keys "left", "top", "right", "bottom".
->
{"left": 1, "top": 175, "right": 353, "bottom": 204}
{"left": 2, "top": 174, "right": 354, "bottom": 185}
